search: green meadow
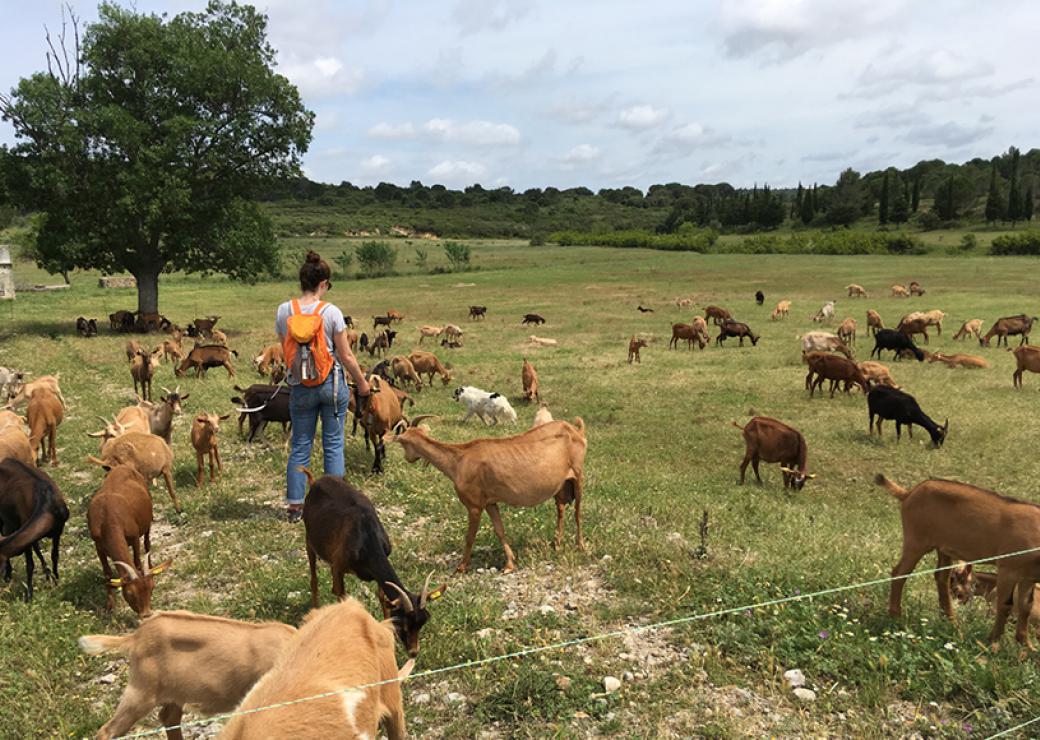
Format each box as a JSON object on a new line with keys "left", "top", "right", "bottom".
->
{"left": 1, "top": 239, "right": 1039, "bottom": 738}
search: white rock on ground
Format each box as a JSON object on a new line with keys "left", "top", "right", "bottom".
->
{"left": 445, "top": 692, "right": 466, "bottom": 704}
{"left": 603, "top": 676, "right": 622, "bottom": 693}
{"left": 783, "top": 669, "right": 806, "bottom": 688}
{"left": 793, "top": 688, "right": 817, "bottom": 702}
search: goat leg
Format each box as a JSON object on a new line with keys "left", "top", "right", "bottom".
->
{"left": 457, "top": 507, "right": 483, "bottom": 573}
{"left": 1015, "top": 580, "right": 1037, "bottom": 650}
{"left": 23, "top": 548, "right": 34, "bottom": 602}
{"left": 162, "top": 468, "right": 181, "bottom": 513}
{"left": 97, "top": 684, "right": 157, "bottom": 740}
{"left": 989, "top": 574, "right": 1018, "bottom": 650}
{"left": 553, "top": 499, "right": 566, "bottom": 550}
{"left": 158, "top": 703, "right": 185, "bottom": 740}
{"left": 307, "top": 545, "right": 320, "bottom": 608}
{"left": 32, "top": 542, "right": 52, "bottom": 580}
{"left": 935, "top": 552, "right": 956, "bottom": 620}
{"left": 485, "top": 504, "right": 516, "bottom": 574}
{"left": 50, "top": 535, "right": 60, "bottom": 580}
{"left": 572, "top": 477, "right": 586, "bottom": 551}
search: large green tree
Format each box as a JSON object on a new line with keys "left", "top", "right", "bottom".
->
{"left": 1007, "top": 146, "right": 1022, "bottom": 225}
{"left": 889, "top": 179, "right": 909, "bottom": 225}
{"left": 0, "top": 2, "right": 313, "bottom": 313}
{"left": 826, "top": 168, "right": 863, "bottom": 227}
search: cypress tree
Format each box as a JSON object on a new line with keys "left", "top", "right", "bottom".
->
{"left": 984, "top": 165, "right": 1003, "bottom": 224}
{"left": 794, "top": 182, "right": 804, "bottom": 220}
{"left": 800, "top": 183, "right": 815, "bottom": 225}
{"left": 879, "top": 172, "right": 890, "bottom": 225}
{"left": 1007, "top": 147, "right": 1021, "bottom": 225}
{"left": 911, "top": 176, "right": 920, "bottom": 212}
{"left": 1025, "top": 181, "right": 1035, "bottom": 222}
{"left": 889, "top": 179, "right": 909, "bottom": 224}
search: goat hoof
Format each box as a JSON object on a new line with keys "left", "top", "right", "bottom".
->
{"left": 576, "top": 539, "right": 587, "bottom": 552}
{"left": 502, "top": 564, "right": 516, "bottom": 575}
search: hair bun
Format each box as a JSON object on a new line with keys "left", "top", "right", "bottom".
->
{"left": 305, "top": 250, "right": 322, "bottom": 264}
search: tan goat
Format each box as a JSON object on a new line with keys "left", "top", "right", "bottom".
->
{"left": 522, "top": 358, "right": 540, "bottom": 400}
{"left": 417, "top": 324, "right": 444, "bottom": 345}
{"left": 211, "top": 328, "right": 228, "bottom": 345}
{"left": 529, "top": 335, "right": 558, "bottom": 347}
{"left": 928, "top": 352, "right": 990, "bottom": 369}
{"left": 27, "top": 387, "right": 63, "bottom": 466}
{"left": 161, "top": 337, "right": 183, "bottom": 365}
{"left": 130, "top": 348, "right": 162, "bottom": 402}
{"left": 836, "top": 317, "right": 857, "bottom": 346}
{"left": 191, "top": 412, "right": 230, "bottom": 486}
{"left": 81, "top": 611, "right": 297, "bottom": 740}
{"left": 846, "top": 284, "right": 867, "bottom": 297}
{"left": 531, "top": 403, "right": 554, "bottom": 428}
{"left": 858, "top": 361, "right": 898, "bottom": 388}
{"left": 891, "top": 284, "right": 909, "bottom": 297}
{"left": 1011, "top": 345, "right": 1040, "bottom": 388}
{"left": 770, "top": 299, "right": 791, "bottom": 321}
{"left": 88, "top": 431, "right": 180, "bottom": 513}
{"left": 253, "top": 343, "right": 284, "bottom": 375}
{"left": 222, "top": 598, "right": 414, "bottom": 740}
{"left": 0, "top": 417, "right": 34, "bottom": 467}
{"left": 953, "top": 319, "right": 984, "bottom": 342}
{"left": 407, "top": 350, "right": 452, "bottom": 386}
{"left": 6, "top": 374, "right": 66, "bottom": 410}
{"left": 442, "top": 324, "right": 464, "bottom": 343}
{"left": 390, "top": 355, "right": 423, "bottom": 391}
{"left": 866, "top": 309, "right": 884, "bottom": 336}
{"left": 876, "top": 473, "right": 1040, "bottom": 648}
{"left": 392, "top": 419, "right": 587, "bottom": 573}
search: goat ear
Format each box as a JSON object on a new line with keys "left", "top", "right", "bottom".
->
{"left": 427, "top": 584, "right": 447, "bottom": 601}
{"left": 218, "top": 414, "right": 230, "bottom": 421}
{"left": 149, "top": 558, "right": 173, "bottom": 575}
{"left": 179, "top": 394, "right": 190, "bottom": 401}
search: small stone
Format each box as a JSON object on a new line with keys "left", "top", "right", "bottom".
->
{"left": 603, "top": 676, "right": 622, "bottom": 693}
{"left": 476, "top": 628, "right": 494, "bottom": 639}
{"left": 601, "top": 554, "right": 613, "bottom": 562}
{"left": 489, "top": 567, "right": 498, "bottom": 573}
{"left": 783, "top": 669, "right": 806, "bottom": 688}
{"left": 793, "top": 688, "right": 817, "bottom": 703}
{"left": 412, "top": 692, "right": 430, "bottom": 705}
{"left": 554, "top": 675, "right": 572, "bottom": 691}
{"left": 445, "top": 692, "right": 465, "bottom": 704}
{"left": 622, "top": 671, "right": 634, "bottom": 682}
{"left": 538, "top": 604, "right": 556, "bottom": 615}
{"left": 98, "top": 673, "right": 117, "bottom": 684}
{"left": 574, "top": 711, "right": 589, "bottom": 719}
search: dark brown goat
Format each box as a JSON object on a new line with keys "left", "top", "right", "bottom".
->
{"left": 175, "top": 345, "right": 237, "bottom": 378}
{"left": 716, "top": 320, "right": 759, "bottom": 347}
{"left": 130, "top": 349, "right": 161, "bottom": 402}
{"left": 981, "top": 314, "right": 1036, "bottom": 347}
{"left": 302, "top": 471, "right": 445, "bottom": 657}
{"left": 670, "top": 322, "right": 707, "bottom": 350}
{"left": 898, "top": 317, "right": 930, "bottom": 345}
{"left": 733, "top": 417, "right": 814, "bottom": 489}
{"left": 804, "top": 352, "right": 869, "bottom": 397}
{"left": 468, "top": 305, "right": 487, "bottom": 320}
{"left": 704, "top": 305, "right": 732, "bottom": 325}
{"left": 87, "top": 465, "right": 171, "bottom": 616}
{"left": 0, "top": 460, "right": 69, "bottom": 602}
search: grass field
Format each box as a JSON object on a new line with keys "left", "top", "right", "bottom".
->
{"left": 2, "top": 240, "right": 1040, "bottom": 738}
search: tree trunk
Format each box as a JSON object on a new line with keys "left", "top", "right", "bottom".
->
{"left": 134, "top": 266, "right": 160, "bottom": 315}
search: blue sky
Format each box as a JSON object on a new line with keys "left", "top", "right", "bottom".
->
{"left": 1, "top": 1, "right": 1036, "bottom": 190}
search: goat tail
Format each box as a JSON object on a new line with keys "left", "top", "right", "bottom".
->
{"left": 79, "top": 634, "right": 131, "bottom": 655}
{"left": 874, "top": 473, "right": 909, "bottom": 501}
{"left": 296, "top": 466, "right": 315, "bottom": 487}
{"left": 572, "top": 417, "right": 585, "bottom": 435}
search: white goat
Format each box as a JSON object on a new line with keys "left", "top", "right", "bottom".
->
{"left": 811, "top": 301, "right": 836, "bottom": 323}
{"left": 452, "top": 386, "right": 518, "bottom": 425}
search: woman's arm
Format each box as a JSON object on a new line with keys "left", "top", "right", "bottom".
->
{"left": 333, "top": 330, "right": 371, "bottom": 397}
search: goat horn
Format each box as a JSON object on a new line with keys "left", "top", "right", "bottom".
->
{"left": 419, "top": 571, "right": 434, "bottom": 608}
{"left": 161, "top": 386, "right": 172, "bottom": 395}
{"left": 383, "top": 582, "right": 414, "bottom": 613}
{"left": 112, "top": 561, "right": 138, "bottom": 581}
{"left": 235, "top": 404, "right": 268, "bottom": 414}
{"left": 409, "top": 414, "right": 438, "bottom": 428}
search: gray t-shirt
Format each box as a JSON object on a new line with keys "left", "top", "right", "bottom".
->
{"left": 275, "top": 300, "right": 347, "bottom": 386}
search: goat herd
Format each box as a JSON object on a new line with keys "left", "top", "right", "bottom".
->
{"left": 1, "top": 282, "right": 1039, "bottom": 738}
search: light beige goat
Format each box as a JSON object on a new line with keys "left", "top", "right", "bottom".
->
{"left": 770, "top": 299, "right": 791, "bottom": 321}
{"left": 528, "top": 335, "right": 558, "bottom": 347}
{"left": 858, "top": 361, "right": 898, "bottom": 388}
{"left": 0, "top": 417, "right": 34, "bottom": 466}
{"left": 953, "top": 319, "right": 984, "bottom": 342}
{"left": 417, "top": 325, "right": 444, "bottom": 345}
{"left": 81, "top": 610, "right": 297, "bottom": 740}
{"left": 866, "top": 309, "right": 884, "bottom": 336}
{"left": 928, "top": 352, "right": 990, "bottom": 369}
{"left": 6, "top": 374, "right": 66, "bottom": 410}
{"left": 161, "top": 337, "right": 183, "bottom": 365}
{"left": 222, "top": 598, "right": 414, "bottom": 740}
{"left": 891, "top": 284, "right": 909, "bottom": 297}
{"left": 191, "top": 412, "right": 229, "bottom": 486}
{"left": 522, "top": 358, "right": 540, "bottom": 401}
{"left": 836, "top": 317, "right": 857, "bottom": 346}
{"left": 211, "top": 328, "right": 229, "bottom": 345}
{"left": 675, "top": 297, "right": 693, "bottom": 309}
{"left": 442, "top": 323, "right": 464, "bottom": 343}
{"left": 846, "top": 284, "right": 867, "bottom": 297}
{"left": 392, "top": 419, "right": 587, "bottom": 573}
{"left": 88, "top": 431, "right": 180, "bottom": 513}
{"left": 531, "top": 403, "right": 554, "bottom": 428}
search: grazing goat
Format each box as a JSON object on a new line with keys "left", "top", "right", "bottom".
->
{"left": 866, "top": 309, "right": 884, "bottom": 336}
{"left": 949, "top": 568, "right": 1040, "bottom": 627}
{"left": 627, "top": 336, "right": 648, "bottom": 364}
{"left": 897, "top": 317, "right": 930, "bottom": 344}
{"left": 353, "top": 376, "right": 428, "bottom": 474}
{"left": 875, "top": 473, "right": 1040, "bottom": 648}
{"left": 87, "top": 464, "right": 171, "bottom": 616}
{"left": 130, "top": 348, "right": 162, "bottom": 401}
{"left": 913, "top": 309, "right": 946, "bottom": 335}
{"left": 858, "top": 361, "right": 898, "bottom": 388}
{"left": 0, "top": 415, "right": 34, "bottom": 466}
{"left": 392, "top": 419, "right": 587, "bottom": 573}
{"left": 716, "top": 320, "right": 759, "bottom": 347}
{"left": 953, "top": 319, "right": 984, "bottom": 342}
{"left": 252, "top": 342, "right": 284, "bottom": 375}
{"left": 452, "top": 386, "right": 518, "bottom": 425}
{"left": 522, "top": 358, "right": 540, "bottom": 400}
{"left": 928, "top": 352, "right": 989, "bottom": 369}
{"left": 386, "top": 309, "right": 404, "bottom": 324}
{"left": 980, "top": 314, "right": 1036, "bottom": 347}
{"left": 531, "top": 403, "right": 554, "bottom": 427}
{"left": 846, "top": 284, "right": 867, "bottom": 298}
{"left": 88, "top": 431, "right": 180, "bottom": 512}
{"left": 0, "top": 461, "right": 68, "bottom": 602}
{"left": 733, "top": 417, "right": 814, "bottom": 490}
{"left": 836, "top": 317, "right": 857, "bottom": 346}
{"left": 909, "top": 281, "right": 925, "bottom": 296}
{"left": 76, "top": 316, "right": 99, "bottom": 337}
{"left": 528, "top": 335, "right": 558, "bottom": 347}
{"left": 522, "top": 313, "right": 546, "bottom": 325}
{"left": 193, "top": 316, "right": 220, "bottom": 337}
{"left": 670, "top": 322, "right": 707, "bottom": 350}
{"left": 231, "top": 384, "right": 291, "bottom": 441}
{"left": 867, "top": 385, "right": 947, "bottom": 447}
{"left": 210, "top": 328, "right": 228, "bottom": 345}
{"left": 6, "top": 374, "right": 67, "bottom": 410}
{"left": 27, "top": 387, "right": 63, "bottom": 466}
{"left": 407, "top": 350, "right": 453, "bottom": 385}
{"left": 191, "top": 413, "right": 229, "bottom": 486}
{"left": 891, "top": 284, "right": 909, "bottom": 297}
{"left": 804, "top": 352, "right": 868, "bottom": 397}
{"left": 637, "top": 305, "right": 655, "bottom": 313}
{"left": 469, "top": 305, "right": 487, "bottom": 320}
{"left": 1010, "top": 345, "right": 1040, "bottom": 388}
{"left": 704, "top": 305, "right": 731, "bottom": 325}
{"left": 754, "top": 290, "right": 765, "bottom": 305}
{"left": 368, "top": 329, "right": 397, "bottom": 357}
{"left": 871, "top": 328, "right": 924, "bottom": 361}
{"left": 222, "top": 598, "right": 415, "bottom": 740}
{"left": 302, "top": 472, "right": 444, "bottom": 656}
{"left": 80, "top": 611, "right": 296, "bottom": 740}
{"left": 770, "top": 299, "right": 791, "bottom": 321}
{"left": 418, "top": 325, "right": 444, "bottom": 345}
{"left": 175, "top": 345, "right": 237, "bottom": 377}
{"left": 675, "top": 297, "right": 693, "bottom": 309}
{"left": 442, "top": 324, "right": 464, "bottom": 343}
{"left": 390, "top": 355, "right": 423, "bottom": 391}
{"left": 811, "top": 300, "right": 836, "bottom": 323}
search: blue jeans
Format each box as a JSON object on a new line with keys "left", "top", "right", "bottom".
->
{"left": 286, "top": 367, "right": 349, "bottom": 504}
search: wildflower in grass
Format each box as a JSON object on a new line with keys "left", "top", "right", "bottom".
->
{"left": 963, "top": 722, "right": 972, "bottom": 733}
{"left": 818, "top": 630, "right": 829, "bottom": 639}
{"left": 943, "top": 642, "right": 956, "bottom": 651}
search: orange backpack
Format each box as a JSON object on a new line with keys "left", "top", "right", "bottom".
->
{"left": 283, "top": 300, "right": 335, "bottom": 386}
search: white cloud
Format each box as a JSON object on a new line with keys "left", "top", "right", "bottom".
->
{"left": 653, "top": 122, "right": 730, "bottom": 155}
{"left": 617, "top": 104, "right": 670, "bottom": 130}
{"left": 278, "top": 54, "right": 363, "bottom": 98}
{"left": 561, "top": 144, "right": 601, "bottom": 165}
{"left": 451, "top": 0, "right": 533, "bottom": 34}
{"left": 361, "top": 154, "right": 392, "bottom": 175}
{"left": 367, "top": 122, "right": 417, "bottom": 139}
{"left": 422, "top": 118, "right": 521, "bottom": 146}
{"left": 901, "top": 121, "right": 994, "bottom": 149}
{"left": 858, "top": 49, "right": 993, "bottom": 95}
{"left": 428, "top": 160, "right": 487, "bottom": 181}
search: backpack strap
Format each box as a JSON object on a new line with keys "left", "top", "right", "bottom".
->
{"left": 290, "top": 298, "right": 301, "bottom": 316}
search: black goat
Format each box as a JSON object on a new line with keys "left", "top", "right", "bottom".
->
{"left": 0, "top": 460, "right": 69, "bottom": 602}
{"left": 372, "top": 315, "right": 394, "bottom": 330}
{"left": 755, "top": 290, "right": 765, "bottom": 305}
{"left": 871, "top": 328, "right": 924, "bottom": 361}
{"left": 231, "top": 384, "right": 291, "bottom": 442}
{"left": 359, "top": 332, "right": 369, "bottom": 354}
{"left": 76, "top": 317, "right": 99, "bottom": 337}
{"left": 716, "top": 320, "right": 759, "bottom": 346}
{"left": 301, "top": 472, "right": 445, "bottom": 657}
{"left": 637, "top": 305, "right": 655, "bottom": 313}
{"left": 867, "top": 385, "right": 948, "bottom": 447}
{"left": 521, "top": 313, "right": 546, "bottom": 325}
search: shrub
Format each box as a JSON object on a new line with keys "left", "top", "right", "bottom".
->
{"left": 959, "top": 233, "right": 978, "bottom": 252}
{"left": 334, "top": 248, "right": 354, "bottom": 275}
{"left": 916, "top": 210, "right": 942, "bottom": 231}
{"left": 529, "top": 233, "right": 546, "bottom": 246}
{"left": 548, "top": 228, "right": 718, "bottom": 252}
{"left": 991, "top": 231, "right": 1040, "bottom": 256}
{"left": 413, "top": 247, "right": 428, "bottom": 271}
{"left": 354, "top": 240, "right": 397, "bottom": 276}
{"left": 443, "top": 241, "right": 471, "bottom": 271}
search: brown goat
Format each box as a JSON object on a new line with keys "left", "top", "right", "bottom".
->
{"left": 130, "top": 348, "right": 162, "bottom": 402}
{"left": 161, "top": 337, "right": 183, "bottom": 364}
{"left": 522, "top": 358, "right": 541, "bottom": 399}
{"left": 704, "top": 305, "right": 732, "bottom": 325}
{"left": 407, "top": 350, "right": 453, "bottom": 386}
{"left": 125, "top": 339, "right": 143, "bottom": 362}
{"left": 87, "top": 464, "right": 171, "bottom": 616}
{"left": 876, "top": 473, "right": 1040, "bottom": 648}
{"left": 846, "top": 284, "right": 867, "bottom": 297}
{"left": 669, "top": 322, "right": 707, "bottom": 350}
{"left": 928, "top": 352, "right": 990, "bottom": 369}
{"left": 27, "top": 387, "right": 63, "bottom": 466}
{"left": 222, "top": 598, "right": 414, "bottom": 740}
{"left": 981, "top": 315, "right": 1036, "bottom": 347}
{"left": 858, "top": 361, "right": 898, "bottom": 388}
{"left": 175, "top": 345, "right": 237, "bottom": 377}
{"left": 836, "top": 317, "right": 857, "bottom": 346}
{"left": 253, "top": 342, "right": 284, "bottom": 375}
{"left": 191, "top": 413, "right": 229, "bottom": 486}
{"left": 627, "top": 336, "right": 648, "bottom": 364}
{"left": 898, "top": 317, "right": 930, "bottom": 344}
{"left": 80, "top": 611, "right": 296, "bottom": 740}
{"left": 1011, "top": 345, "right": 1040, "bottom": 388}
{"left": 0, "top": 416, "right": 34, "bottom": 467}
{"left": 804, "top": 352, "right": 868, "bottom": 397}
{"left": 733, "top": 417, "right": 814, "bottom": 489}
{"left": 88, "top": 431, "right": 180, "bottom": 512}
{"left": 390, "top": 355, "right": 423, "bottom": 391}
{"left": 866, "top": 309, "right": 884, "bottom": 336}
